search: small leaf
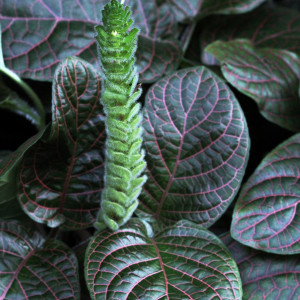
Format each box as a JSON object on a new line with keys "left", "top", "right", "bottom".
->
{"left": 206, "top": 39, "right": 300, "bottom": 131}
{"left": 0, "top": 77, "right": 41, "bottom": 127}
{"left": 231, "top": 133, "right": 300, "bottom": 254}
{"left": 140, "top": 66, "right": 250, "bottom": 227}
{"left": 17, "top": 57, "right": 105, "bottom": 230}
{"left": 0, "top": 0, "right": 181, "bottom": 83}
{"left": 200, "top": 6, "right": 300, "bottom": 65}
{"left": 221, "top": 233, "right": 300, "bottom": 299}
{"left": 0, "top": 221, "right": 79, "bottom": 299}
{"left": 167, "top": 0, "right": 266, "bottom": 22}
{"left": 85, "top": 219, "right": 242, "bottom": 299}
{"left": 0, "top": 131, "right": 44, "bottom": 207}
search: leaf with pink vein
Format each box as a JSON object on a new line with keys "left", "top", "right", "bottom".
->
{"left": 231, "top": 133, "right": 300, "bottom": 254}
{"left": 0, "top": 221, "right": 79, "bottom": 299}
{"left": 17, "top": 56, "right": 105, "bottom": 230}
{"left": 139, "top": 66, "right": 250, "bottom": 228}
{"left": 85, "top": 219, "right": 242, "bottom": 299}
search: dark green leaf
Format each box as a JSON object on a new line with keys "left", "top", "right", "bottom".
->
{"left": 0, "top": 0, "right": 181, "bottom": 83}
{"left": 85, "top": 219, "right": 242, "bottom": 299}
{"left": 206, "top": 39, "right": 300, "bottom": 131}
{"left": 0, "top": 131, "right": 44, "bottom": 208}
{"left": 231, "top": 133, "right": 300, "bottom": 254}
{"left": 167, "top": 0, "right": 266, "bottom": 22}
{"left": 0, "top": 221, "right": 79, "bottom": 299}
{"left": 17, "top": 57, "right": 105, "bottom": 230}
{"left": 200, "top": 6, "right": 300, "bottom": 65}
{"left": 222, "top": 233, "right": 300, "bottom": 299}
{"left": 140, "top": 66, "right": 250, "bottom": 227}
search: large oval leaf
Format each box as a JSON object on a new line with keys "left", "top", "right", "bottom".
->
{"left": 221, "top": 233, "right": 300, "bottom": 299}
{"left": 200, "top": 6, "right": 300, "bottom": 65}
{"left": 0, "top": 221, "right": 79, "bottom": 299}
{"left": 85, "top": 219, "right": 242, "bottom": 299}
{"left": 140, "top": 66, "right": 250, "bottom": 227}
{"left": 17, "top": 57, "right": 105, "bottom": 230}
{"left": 0, "top": 0, "right": 181, "bottom": 83}
{"left": 206, "top": 39, "right": 300, "bottom": 132}
{"left": 231, "top": 133, "right": 300, "bottom": 254}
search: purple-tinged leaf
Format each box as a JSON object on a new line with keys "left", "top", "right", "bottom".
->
{"left": 231, "top": 133, "right": 300, "bottom": 254}
{"left": 140, "top": 66, "right": 250, "bottom": 227}
{"left": 0, "top": 221, "right": 79, "bottom": 299}
{"left": 0, "top": 0, "right": 181, "bottom": 83}
{"left": 206, "top": 39, "right": 300, "bottom": 132}
{"left": 17, "top": 56, "right": 105, "bottom": 230}
{"left": 221, "top": 233, "right": 300, "bottom": 299}
{"left": 200, "top": 6, "right": 300, "bottom": 65}
{"left": 167, "top": 0, "right": 266, "bottom": 23}
{"left": 85, "top": 219, "right": 242, "bottom": 299}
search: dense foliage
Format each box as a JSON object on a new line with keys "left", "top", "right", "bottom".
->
{"left": 0, "top": 0, "right": 299, "bottom": 299}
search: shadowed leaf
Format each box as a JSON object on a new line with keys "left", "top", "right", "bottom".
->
{"left": 139, "top": 66, "right": 250, "bottom": 228}
{"left": 221, "top": 233, "right": 300, "bottom": 299}
{"left": 200, "top": 6, "right": 300, "bottom": 65}
{"left": 0, "top": 221, "right": 80, "bottom": 299}
{"left": 167, "top": 0, "right": 266, "bottom": 22}
{"left": 17, "top": 57, "right": 105, "bottom": 230}
{"left": 206, "top": 39, "right": 300, "bottom": 131}
{"left": 85, "top": 219, "right": 242, "bottom": 299}
{"left": 231, "top": 133, "right": 300, "bottom": 254}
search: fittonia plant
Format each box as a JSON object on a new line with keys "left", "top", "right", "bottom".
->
{"left": 1, "top": 0, "right": 300, "bottom": 299}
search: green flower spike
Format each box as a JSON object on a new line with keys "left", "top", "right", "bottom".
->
{"left": 94, "top": 0, "right": 147, "bottom": 231}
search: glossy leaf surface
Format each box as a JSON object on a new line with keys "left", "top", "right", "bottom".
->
{"left": 201, "top": 6, "right": 300, "bottom": 65}
{"left": 17, "top": 57, "right": 105, "bottom": 230}
{"left": 85, "top": 219, "right": 242, "bottom": 299}
{"left": 231, "top": 133, "right": 300, "bottom": 254}
{"left": 167, "top": 0, "right": 266, "bottom": 22}
{"left": 0, "top": 0, "right": 181, "bottom": 83}
{"left": 206, "top": 39, "right": 300, "bottom": 132}
{"left": 140, "top": 66, "right": 250, "bottom": 227}
{"left": 0, "top": 221, "right": 79, "bottom": 299}
{"left": 222, "top": 233, "right": 300, "bottom": 299}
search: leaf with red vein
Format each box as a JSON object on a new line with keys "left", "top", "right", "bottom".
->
{"left": 231, "top": 133, "right": 300, "bottom": 254}
{"left": 221, "top": 232, "right": 300, "bottom": 299}
{"left": 167, "top": 0, "right": 266, "bottom": 22}
{"left": 17, "top": 56, "right": 105, "bottom": 230}
{"left": 200, "top": 6, "right": 300, "bottom": 65}
{"left": 0, "top": 131, "right": 44, "bottom": 220}
{"left": 85, "top": 219, "right": 242, "bottom": 299}
{"left": 0, "top": 0, "right": 181, "bottom": 83}
{"left": 139, "top": 66, "right": 250, "bottom": 228}
{"left": 206, "top": 39, "right": 300, "bottom": 132}
{"left": 0, "top": 221, "right": 79, "bottom": 299}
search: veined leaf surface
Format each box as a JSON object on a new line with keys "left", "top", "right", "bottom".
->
{"left": 222, "top": 233, "right": 300, "bottom": 299}
{"left": 200, "top": 6, "right": 300, "bottom": 65}
{"left": 17, "top": 57, "right": 105, "bottom": 230}
{"left": 140, "top": 66, "right": 250, "bottom": 227}
{"left": 206, "top": 39, "right": 300, "bottom": 131}
{"left": 85, "top": 219, "right": 242, "bottom": 299}
{"left": 231, "top": 133, "right": 300, "bottom": 254}
{"left": 0, "top": 0, "right": 181, "bottom": 83}
{"left": 0, "top": 221, "right": 79, "bottom": 299}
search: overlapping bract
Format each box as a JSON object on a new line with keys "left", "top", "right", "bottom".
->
{"left": 95, "top": 0, "right": 147, "bottom": 231}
